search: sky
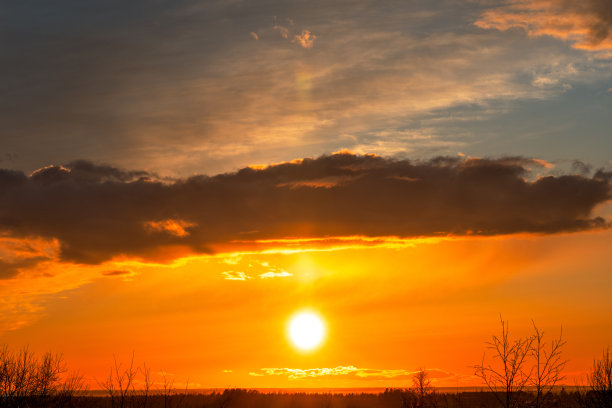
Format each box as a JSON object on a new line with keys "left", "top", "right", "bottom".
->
{"left": 0, "top": 0, "right": 611, "bottom": 390}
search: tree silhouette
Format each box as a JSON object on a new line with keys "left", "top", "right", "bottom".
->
{"left": 101, "top": 353, "right": 138, "bottom": 408}
{"left": 529, "top": 322, "right": 566, "bottom": 408}
{"left": 474, "top": 316, "right": 534, "bottom": 408}
{"left": 411, "top": 368, "right": 433, "bottom": 408}
{"left": 587, "top": 347, "right": 612, "bottom": 408}
{"left": 0, "top": 344, "right": 84, "bottom": 407}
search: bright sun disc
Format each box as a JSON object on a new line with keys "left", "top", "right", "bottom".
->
{"left": 288, "top": 311, "right": 325, "bottom": 351}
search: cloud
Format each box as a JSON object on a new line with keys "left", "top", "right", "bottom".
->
{"left": 273, "top": 17, "right": 316, "bottom": 48}
{"left": 476, "top": 0, "right": 612, "bottom": 54}
{"left": 273, "top": 16, "right": 290, "bottom": 39}
{"left": 145, "top": 219, "right": 196, "bottom": 237}
{"left": 222, "top": 271, "right": 251, "bottom": 281}
{"left": 257, "top": 261, "right": 292, "bottom": 278}
{"left": 293, "top": 30, "right": 317, "bottom": 48}
{"left": 0, "top": 261, "right": 109, "bottom": 332}
{"left": 251, "top": 366, "right": 454, "bottom": 381}
{"left": 572, "top": 160, "right": 592, "bottom": 176}
{"left": 0, "top": 258, "right": 43, "bottom": 279}
{"left": 259, "top": 270, "right": 292, "bottom": 279}
{"left": 102, "top": 269, "right": 133, "bottom": 277}
{"left": 222, "top": 261, "right": 292, "bottom": 280}
{"left": 0, "top": 235, "right": 59, "bottom": 279}
{"left": 0, "top": 153, "right": 609, "bottom": 265}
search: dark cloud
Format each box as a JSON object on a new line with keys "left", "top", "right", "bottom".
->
{"left": 572, "top": 160, "right": 592, "bottom": 176}
{"left": 565, "top": 0, "right": 612, "bottom": 46}
{"left": 30, "top": 161, "right": 153, "bottom": 184}
{"left": 102, "top": 270, "right": 132, "bottom": 277}
{"left": 0, "top": 153, "right": 609, "bottom": 264}
{"left": 0, "top": 258, "right": 46, "bottom": 279}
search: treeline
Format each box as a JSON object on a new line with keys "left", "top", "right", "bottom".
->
{"left": 69, "top": 388, "right": 592, "bottom": 408}
{"left": 0, "top": 387, "right": 606, "bottom": 408}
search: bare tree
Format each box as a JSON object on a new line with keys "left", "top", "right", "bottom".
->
{"left": 11, "top": 346, "right": 38, "bottom": 404}
{"left": 474, "top": 316, "right": 534, "bottom": 408}
{"left": 36, "top": 351, "right": 65, "bottom": 401}
{"left": 137, "top": 363, "right": 151, "bottom": 408}
{"left": 161, "top": 372, "right": 175, "bottom": 408}
{"left": 412, "top": 368, "right": 433, "bottom": 408}
{"left": 587, "top": 347, "right": 612, "bottom": 408}
{"left": 0, "top": 345, "right": 83, "bottom": 407}
{"left": 529, "top": 322, "right": 566, "bottom": 408}
{"left": 159, "top": 371, "right": 190, "bottom": 408}
{"left": 101, "top": 353, "right": 138, "bottom": 408}
{"left": 52, "top": 371, "right": 86, "bottom": 408}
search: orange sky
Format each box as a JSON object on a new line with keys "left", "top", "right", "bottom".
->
{"left": 1, "top": 225, "right": 611, "bottom": 389}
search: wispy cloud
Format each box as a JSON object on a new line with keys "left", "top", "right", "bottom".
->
{"left": 273, "top": 17, "right": 290, "bottom": 39}
{"left": 2, "top": 1, "right": 609, "bottom": 174}
{"left": 476, "top": 0, "right": 612, "bottom": 56}
{"left": 0, "top": 235, "right": 59, "bottom": 279}
{"left": 222, "top": 271, "right": 251, "bottom": 281}
{"left": 259, "top": 270, "right": 292, "bottom": 279}
{"left": 222, "top": 261, "right": 292, "bottom": 280}
{"left": 0, "top": 261, "right": 116, "bottom": 333}
{"left": 145, "top": 219, "right": 196, "bottom": 237}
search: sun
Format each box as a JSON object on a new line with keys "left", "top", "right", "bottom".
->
{"left": 287, "top": 310, "right": 326, "bottom": 351}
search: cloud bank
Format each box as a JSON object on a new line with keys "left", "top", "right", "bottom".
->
{"left": 0, "top": 153, "right": 609, "bottom": 266}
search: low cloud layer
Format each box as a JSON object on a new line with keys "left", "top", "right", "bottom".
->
{"left": 0, "top": 153, "right": 609, "bottom": 266}
{"left": 477, "top": 0, "right": 612, "bottom": 54}
{"left": 250, "top": 366, "right": 454, "bottom": 382}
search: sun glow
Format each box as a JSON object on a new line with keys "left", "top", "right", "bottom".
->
{"left": 287, "top": 310, "right": 326, "bottom": 351}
